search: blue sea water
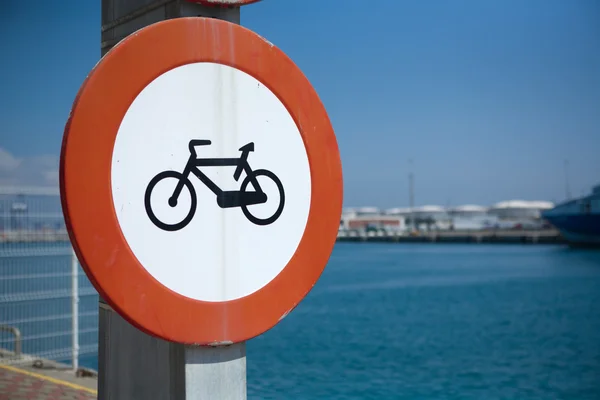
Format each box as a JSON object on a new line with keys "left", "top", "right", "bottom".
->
{"left": 242, "top": 244, "right": 600, "bottom": 399}
{"left": 4, "top": 242, "right": 600, "bottom": 399}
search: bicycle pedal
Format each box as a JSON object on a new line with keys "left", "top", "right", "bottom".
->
{"left": 217, "top": 191, "right": 243, "bottom": 208}
{"left": 217, "top": 191, "right": 267, "bottom": 208}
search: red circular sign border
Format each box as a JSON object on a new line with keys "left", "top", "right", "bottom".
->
{"left": 60, "top": 17, "right": 343, "bottom": 344}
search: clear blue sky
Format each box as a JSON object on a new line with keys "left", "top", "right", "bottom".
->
{"left": 0, "top": 0, "right": 598, "bottom": 208}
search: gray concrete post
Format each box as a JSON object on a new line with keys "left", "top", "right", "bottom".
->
{"left": 98, "top": 1, "right": 245, "bottom": 399}
{"left": 185, "top": 344, "right": 247, "bottom": 399}
{"left": 101, "top": 0, "right": 239, "bottom": 56}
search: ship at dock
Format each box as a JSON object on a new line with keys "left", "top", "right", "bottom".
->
{"left": 542, "top": 184, "right": 600, "bottom": 247}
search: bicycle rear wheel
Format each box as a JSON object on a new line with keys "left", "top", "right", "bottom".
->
{"left": 240, "top": 169, "right": 285, "bottom": 226}
{"left": 144, "top": 171, "right": 197, "bottom": 231}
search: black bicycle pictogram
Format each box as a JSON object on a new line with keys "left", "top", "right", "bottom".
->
{"left": 145, "top": 140, "right": 285, "bottom": 231}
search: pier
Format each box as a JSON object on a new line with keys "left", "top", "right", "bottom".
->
{"left": 0, "top": 349, "right": 97, "bottom": 399}
{"left": 337, "top": 229, "right": 565, "bottom": 244}
{"left": 0, "top": 229, "right": 565, "bottom": 245}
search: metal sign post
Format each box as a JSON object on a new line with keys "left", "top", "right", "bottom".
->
{"left": 62, "top": 1, "right": 343, "bottom": 399}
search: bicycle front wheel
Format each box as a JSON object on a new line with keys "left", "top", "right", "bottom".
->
{"left": 144, "top": 171, "right": 197, "bottom": 231}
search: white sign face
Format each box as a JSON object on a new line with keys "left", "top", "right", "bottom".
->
{"left": 111, "top": 63, "right": 312, "bottom": 302}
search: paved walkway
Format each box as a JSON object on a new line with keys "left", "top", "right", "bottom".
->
{"left": 0, "top": 364, "right": 97, "bottom": 400}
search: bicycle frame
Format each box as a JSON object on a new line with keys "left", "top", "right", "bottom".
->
{"left": 145, "top": 142, "right": 285, "bottom": 230}
{"left": 171, "top": 154, "right": 263, "bottom": 201}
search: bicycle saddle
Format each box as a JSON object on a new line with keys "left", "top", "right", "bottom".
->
{"left": 189, "top": 139, "right": 211, "bottom": 147}
{"left": 188, "top": 140, "right": 211, "bottom": 156}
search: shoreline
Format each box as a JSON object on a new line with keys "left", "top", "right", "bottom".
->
{"left": 337, "top": 229, "right": 566, "bottom": 245}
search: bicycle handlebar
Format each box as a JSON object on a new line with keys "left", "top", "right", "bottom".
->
{"left": 233, "top": 143, "right": 254, "bottom": 182}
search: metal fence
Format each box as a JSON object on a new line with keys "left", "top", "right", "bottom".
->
{"left": 0, "top": 187, "right": 99, "bottom": 371}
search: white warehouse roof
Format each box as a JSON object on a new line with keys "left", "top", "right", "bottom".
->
{"left": 385, "top": 206, "right": 447, "bottom": 214}
{"left": 342, "top": 207, "right": 380, "bottom": 215}
{"left": 490, "top": 200, "right": 554, "bottom": 210}
{"left": 352, "top": 200, "right": 554, "bottom": 216}
{"left": 448, "top": 205, "right": 489, "bottom": 212}
{"left": 413, "top": 205, "right": 446, "bottom": 213}
{"left": 385, "top": 207, "right": 411, "bottom": 215}
{"left": 356, "top": 206, "right": 380, "bottom": 214}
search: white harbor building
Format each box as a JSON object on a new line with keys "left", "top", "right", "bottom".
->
{"left": 340, "top": 199, "right": 554, "bottom": 234}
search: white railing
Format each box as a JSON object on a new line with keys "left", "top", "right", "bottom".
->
{"left": 0, "top": 189, "right": 98, "bottom": 371}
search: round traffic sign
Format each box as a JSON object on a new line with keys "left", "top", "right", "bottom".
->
{"left": 60, "top": 17, "right": 343, "bottom": 345}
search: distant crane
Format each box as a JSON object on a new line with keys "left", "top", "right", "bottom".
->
{"left": 564, "top": 159, "right": 571, "bottom": 201}
{"left": 408, "top": 159, "right": 414, "bottom": 231}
